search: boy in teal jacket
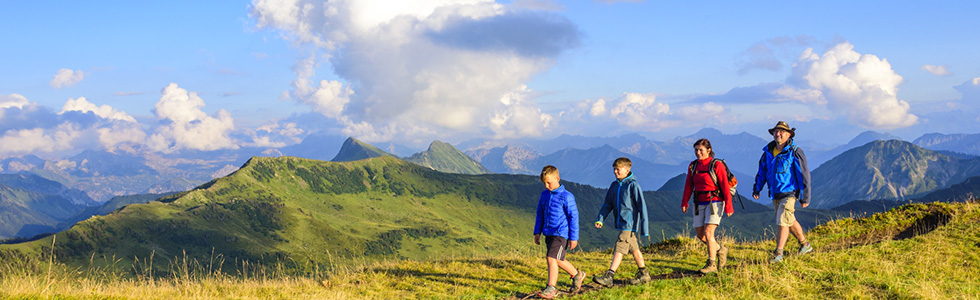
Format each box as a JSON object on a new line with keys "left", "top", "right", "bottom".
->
{"left": 592, "top": 157, "right": 650, "bottom": 286}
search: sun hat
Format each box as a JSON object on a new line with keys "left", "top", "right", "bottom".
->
{"left": 767, "top": 121, "right": 795, "bottom": 138}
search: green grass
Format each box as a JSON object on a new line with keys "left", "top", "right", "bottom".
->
{"left": 2, "top": 201, "right": 977, "bottom": 299}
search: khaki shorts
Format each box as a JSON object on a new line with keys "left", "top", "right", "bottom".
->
{"left": 773, "top": 196, "right": 797, "bottom": 227}
{"left": 614, "top": 230, "right": 640, "bottom": 255}
{"left": 693, "top": 202, "right": 725, "bottom": 228}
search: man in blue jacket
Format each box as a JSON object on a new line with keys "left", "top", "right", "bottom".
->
{"left": 753, "top": 121, "right": 814, "bottom": 263}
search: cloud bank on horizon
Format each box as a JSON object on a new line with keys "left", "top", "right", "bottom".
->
{"left": 1, "top": 1, "right": 979, "bottom": 158}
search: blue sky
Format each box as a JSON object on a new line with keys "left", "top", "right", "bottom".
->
{"left": 2, "top": 0, "right": 979, "bottom": 157}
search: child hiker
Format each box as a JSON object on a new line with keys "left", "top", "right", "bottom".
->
{"left": 592, "top": 157, "right": 651, "bottom": 287}
{"left": 534, "top": 165, "right": 586, "bottom": 299}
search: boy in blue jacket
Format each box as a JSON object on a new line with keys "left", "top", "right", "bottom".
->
{"left": 534, "top": 165, "right": 585, "bottom": 299}
{"left": 593, "top": 157, "right": 650, "bottom": 287}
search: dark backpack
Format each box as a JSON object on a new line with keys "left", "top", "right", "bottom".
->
{"left": 687, "top": 158, "right": 745, "bottom": 211}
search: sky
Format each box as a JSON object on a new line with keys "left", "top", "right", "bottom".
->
{"left": 2, "top": 0, "right": 980, "bottom": 158}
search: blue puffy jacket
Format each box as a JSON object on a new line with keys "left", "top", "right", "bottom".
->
{"left": 596, "top": 173, "right": 649, "bottom": 237}
{"left": 752, "top": 139, "right": 811, "bottom": 204}
{"left": 534, "top": 185, "right": 580, "bottom": 241}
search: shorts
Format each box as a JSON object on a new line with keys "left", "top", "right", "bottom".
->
{"left": 545, "top": 236, "right": 569, "bottom": 261}
{"left": 693, "top": 202, "right": 725, "bottom": 228}
{"left": 773, "top": 196, "right": 797, "bottom": 227}
{"left": 614, "top": 231, "right": 640, "bottom": 255}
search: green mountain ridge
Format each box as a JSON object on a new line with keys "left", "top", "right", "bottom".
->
{"left": 330, "top": 137, "right": 392, "bottom": 162}
{"left": 404, "top": 140, "right": 491, "bottom": 175}
{"left": 810, "top": 140, "right": 980, "bottom": 209}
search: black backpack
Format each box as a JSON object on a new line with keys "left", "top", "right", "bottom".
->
{"left": 687, "top": 158, "right": 745, "bottom": 212}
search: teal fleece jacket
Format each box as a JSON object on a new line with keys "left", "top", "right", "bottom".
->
{"left": 596, "top": 172, "right": 649, "bottom": 237}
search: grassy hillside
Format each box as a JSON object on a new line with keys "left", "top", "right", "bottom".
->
{"left": 1, "top": 201, "right": 975, "bottom": 299}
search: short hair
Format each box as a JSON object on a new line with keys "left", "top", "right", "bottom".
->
{"left": 540, "top": 165, "right": 559, "bottom": 182}
{"left": 612, "top": 157, "right": 632, "bottom": 168}
{"left": 693, "top": 138, "right": 715, "bottom": 158}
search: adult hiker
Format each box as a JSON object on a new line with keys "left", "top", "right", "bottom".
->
{"left": 681, "top": 138, "right": 733, "bottom": 274}
{"left": 752, "top": 121, "right": 814, "bottom": 263}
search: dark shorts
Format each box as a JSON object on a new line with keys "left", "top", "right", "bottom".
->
{"left": 545, "top": 236, "right": 569, "bottom": 261}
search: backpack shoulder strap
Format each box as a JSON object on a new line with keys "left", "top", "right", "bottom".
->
{"left": 707, "top": 158, "right": 720, "bottom": 187}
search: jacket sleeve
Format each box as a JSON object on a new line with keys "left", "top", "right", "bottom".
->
{"left": 565, "top": 192, "right": 580, "bottom": 241}
{"left": 534, "top": 191, "right": 545, "bottom": 235}
{"left": 633, "top": 183, "right": 650, "bottom": 237}
{"left": 716, "top": 160, "right": 734, "bottom": 214}
{"left": 753, "top": 151, "right": 768, "bottom": 196}
{"left": 681, "top": 166, "right": 694, "bottom": 209}
{"left": 793, "top": 147, "right": 811, "bottom": 205}
{"left": 596, "top": 186, "right": 614, "bottom": 224}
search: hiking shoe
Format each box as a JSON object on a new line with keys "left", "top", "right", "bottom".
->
{"left": 537, "top": 285, "right": 558, "bottom": 299}
{"left": 698, "top": 259, "right": 717, "bottom": 274}
{"left": 629, "top": 269, "right": 651, "bottom": 285}
{"left": 592, "top": 270, "right": 614, "bottom": 287}
{"left": 571, "top": 270, "right": 586, "bottom": 291}
{"left": 718, "top": 246, "right": 729, "bottom": 269}
{"left": 770, "top": 254, "right": 783, "bottom": 264}
{"left": 798, "top": 242, "right": 813, "bottom": 255}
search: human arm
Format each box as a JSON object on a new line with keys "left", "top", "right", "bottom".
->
{"left": 752, "top": 151, "right": 768, "bottom": 199}
{"left": 681, "top": 164, "right": 694, "bottom": 213}
{"left": 533, "top": 191, "right": 546, "bottom": 236}
{"left": 717, "top": 160, "right": 734, "bottom": 216}
{"left": 633, "top": 183, "right": 650, "bottom": 237}
{"left": 565, "top": 192, "right": 580, "bottom": 242}
{"left": 793, "top": 147, "right": 811, "bottom": 207}
{"left": 595, "top": 187, "right": 614, "bottom": 227}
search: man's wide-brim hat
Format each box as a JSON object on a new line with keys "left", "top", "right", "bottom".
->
{"left": 768, "top": 121, "right": 796, "bottom": 138}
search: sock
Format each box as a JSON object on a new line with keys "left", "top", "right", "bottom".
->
{"left": 775, "top": 248, "right": 784, "bottom": 256}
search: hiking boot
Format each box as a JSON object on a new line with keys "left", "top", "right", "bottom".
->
{"left": 537, "top": 285, "right": 558, "bottom": 299}
{"left": 770, "top": 254, "right": 783, "bottom": 264}
{"left": 798, "top": 242, "right": 813, "bottom": 255}
{"left": 698, "top": 259, "right": 717, "bottom": 274}
{"left": 718, "top": 246, "right": 729, "bottom": 269}
{"left": 629, "top": 269, "right": 651, "bottom": 284}
{"left": 571, "top": 270, "right": 586, "bottom": 291}
{"left": 592, "top": 270, "right": 614, "bottom": 287}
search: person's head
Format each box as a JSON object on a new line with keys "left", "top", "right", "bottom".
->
{"left": 540, "top": 165, "right": 561, "bottom": 191}
{"left": 693, "top": 138, "right": 714, "bottom": 160}
{"left": 613, "top": 157, "right": 632, "bottom": 180}
{"left": 768, "top": 121, "right": 796, "bottom": 145}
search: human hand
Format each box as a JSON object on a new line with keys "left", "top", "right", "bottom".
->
{"left": 753, "top": 194, "right": 760, "bottom": 200}
{"left": 801, "top": 202, "right": 809, "bottom": 208}
{"left": 569, "top": 240, "right": 578, "bottom": 250}
{"left": 534, "top": 234, "right": 540, "bottom": 245}
{"left": 594, "top": 221, "right": 603, "bottom": 229}
{"left": 726, "top": 211, "right": 733, "bottom": 217}
{"left": 682, "top": 206, "right": 688, "bottom": 213}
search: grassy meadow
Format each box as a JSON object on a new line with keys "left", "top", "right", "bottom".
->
{"left": 1, "top": 201, "right": 978, "bottom": 299}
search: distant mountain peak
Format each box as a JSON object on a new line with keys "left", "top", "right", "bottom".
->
{"left": 406, "top": 140, "right": 490, "bottom": 175}
{"left": 331, "top": 137, "right": 391, "bottom": 162}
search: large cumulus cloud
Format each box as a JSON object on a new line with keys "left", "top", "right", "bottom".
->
{"left": 778, "top": 42, "right": 918, "bottom": 129}
{"left": 250, "top": 0, "right": 580, "bottom": 143}
{"left": 148, "top": 83, "right": 238, "bottom": 152}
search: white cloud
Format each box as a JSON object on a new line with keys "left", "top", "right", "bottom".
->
{"left": 251, "top": 0, "right": 578, "bottom": 143}
{"left": 0, "top": 124, "right": 80, "bottom": 156}
{"left": 780, "top": 42, "right": 917, "bottom": 129}
{"left": 149, "top": 83, "right": 238, "bottom": 152}
{"left": 589, "top": 98, "right": 607, "bottom": 116}
{"left": 676, "top": 102, "right": 725, "bottom": 121}
{"left": 60, "top": 97, "right": 137, "bottom": 122}
{"left": 921, "top": 64, "right": 951, "bottom": 76}
{"left": 50, "top": 68, "right": 85, "bottom": 89}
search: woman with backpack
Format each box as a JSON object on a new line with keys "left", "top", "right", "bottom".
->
{"left": 681, "top": 138, "right": 734, "bottom": 274}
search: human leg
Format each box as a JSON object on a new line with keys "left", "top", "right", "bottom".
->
{"left": 546, "top": 257, "right": 560, "bottom": 287}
